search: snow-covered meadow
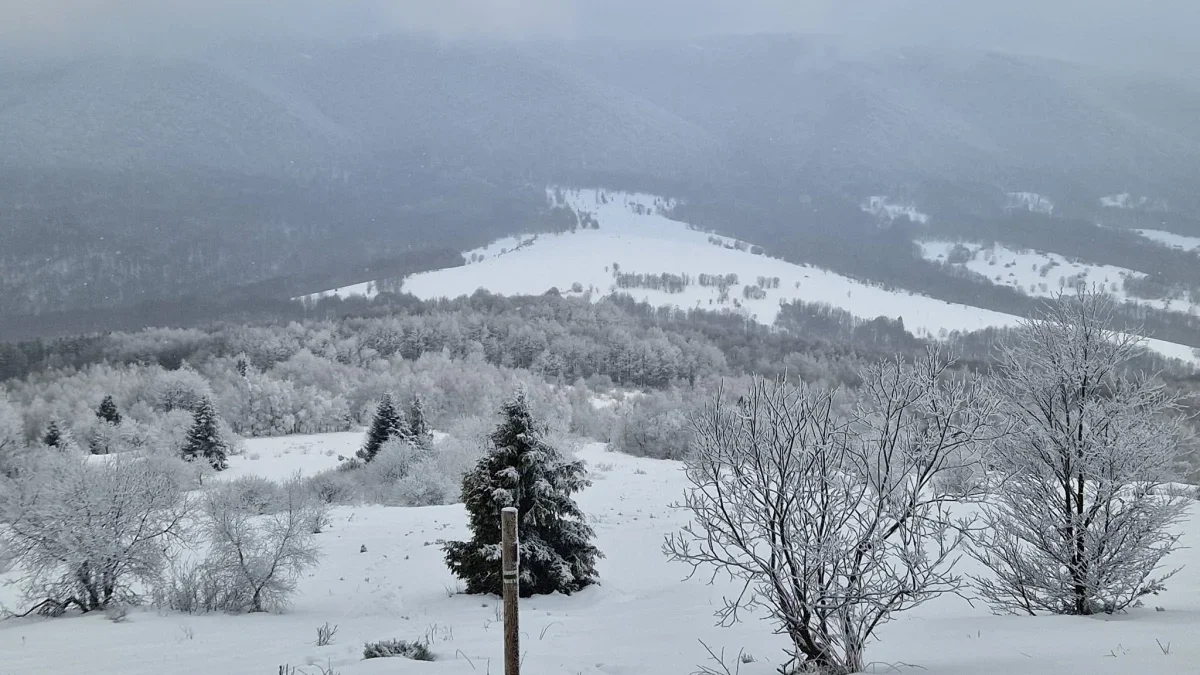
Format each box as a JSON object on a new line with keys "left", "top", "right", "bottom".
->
{"left": 2, "top": 433, "right": 1197, "bottom": 675}
{"left": 919, "top": 239, "right": 1200, "bottom": 316}
{"left": 1136, "top": 229, "right": 1200, "bottom": 253}
{"left": 301, "top": 187, "right": 1200, "bottom": 365}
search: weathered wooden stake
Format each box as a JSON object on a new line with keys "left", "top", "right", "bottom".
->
{"left": 501, "top": 506, "right": 520, "bottom": 675}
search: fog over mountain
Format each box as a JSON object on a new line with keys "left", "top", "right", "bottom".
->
{"left": 3, "top": 0, "right": 1199, "bottom": 77}
{"left": 2, "top": 0, "right": 1200, "bottom": 340}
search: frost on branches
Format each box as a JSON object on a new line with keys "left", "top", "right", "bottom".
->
{"left": 0, "top": 453, "right": 189, "bottom": 616}
{"left": 665, "top": 350, "right": 995, "bottom": 675}
{"left": 443, "top": 389, "right": 601, "bottom": 597}
{"left": 968, "top": 290, "right": 1190, "bottom": 616}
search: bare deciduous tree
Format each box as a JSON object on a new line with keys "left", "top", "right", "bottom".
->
{"left": 665, "top": 350, "right": 994, "bottom": 674}
{"left": 968, "top": 290, "right": 1190, "bottom": 616}
{"left": 0, "top": 454, "right": 190, "bottom": 615}
{"left": 202, "top": 475, "right": 323, "bottom": 613}
{"left": 0, "top": 395, "right": 25, "bottom": 476}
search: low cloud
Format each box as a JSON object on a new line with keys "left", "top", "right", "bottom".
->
{"left": 1, "top": 0, "right": 1196, "bottom": 76}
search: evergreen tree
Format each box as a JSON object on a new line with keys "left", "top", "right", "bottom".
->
{"left": 357, "top": 393, "right": 408, "bottom": 463}
{"left": 181, "top": 398, "right": 229, "bottom": 470}
{"left": 407, "top": 395, "right": 433, "bottom": 449}
{"left": 42, "top": 421, "right": 63, "bottom": 448}
{"left": 444, "top": 390, "right": 601, "bottom": 597}
{"left": 96, "top": 395, "right": 122, "bottom": 425}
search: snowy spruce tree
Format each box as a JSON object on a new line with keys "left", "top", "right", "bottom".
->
{"left": 357, "top": 393, "right": 409, "bottom": 463}
{"left": 96, "top": 395, "right": 122, "bottom": 425}
{"left": 968, "top": 289, "right": 1190, "bottom": 615}
{"left": 42, "top": 421, "right": 63, "bottom": 448}
{"left": 407, "top": 395, "right": 433, "bottom": 449}
{"left": 180, "top": 397, "right": 229, "bottom": 471}
{"left": 443, "top": 390, "right": 601, "bottom": 597}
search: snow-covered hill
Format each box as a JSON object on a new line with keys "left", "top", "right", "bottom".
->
{"left": 1136, "top": 229, "right": 1200, "bottom": 253}
{"left": 919, "top": 240, "right": 1200, "bottom": 316}
{"left": 4, "top": 434, "right": 1198, "bottom": 675}
{"left": 302, "top": 188, "right": 1200, "bottom": 365}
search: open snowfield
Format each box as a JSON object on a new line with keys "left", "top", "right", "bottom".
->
{"left": 402, "top": 189, "right": 1045, "bottom": 339}
{"left": 919, "top": 240, "right": 1200, "bottom": 316}
{"left": 1136, "top": 229, "right": 1200, "bottom": 253}
{"left": 2, "top": 433, "right": 1198, "bottom": 675}
{"left": 300, "top": 187, "right": 1200, "bottom": 365}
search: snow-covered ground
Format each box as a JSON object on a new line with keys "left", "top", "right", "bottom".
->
{"left": 3, "top": 434, "right": 1197, "bottom": 675}
{"left": 1005, "top": 191, "right": 1055, "bottom": 215}
{"left": 861, "top": 195, "right": 929, "bottom": 224}
{"left": 920, "top": 240, "right": 1200, "bottom": 317}
{"left": 219, "top": 432, "right": 363, "bottom": 481}
{"left": 300, "top": 187, "right": 1200, "bottom": 365}
{"left": 1136, "top": 229, "right": 1200, "bottom": 253}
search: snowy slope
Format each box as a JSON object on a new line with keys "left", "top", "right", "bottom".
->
{"left": 1136, "top": 229, "right": 1200, "bottom": 253}
{"left": 920, "top": 240, "right": 1200, "bottom": 317}
{"left": 404, "top": 189, "right": 1006, "bottom": 337}
{"left": 2, "top": 435, "right": 1197, "bottom": 675}
{"left": 302, "top": 188, "right": 1199, "bottom": 365}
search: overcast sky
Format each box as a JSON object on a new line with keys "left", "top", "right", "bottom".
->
{"left": 2, "top": 0, "right": 1197, "bottom": 75}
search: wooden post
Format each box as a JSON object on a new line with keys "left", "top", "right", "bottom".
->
{"left": 501, "top": 507, "right": 520, "bottom": 675}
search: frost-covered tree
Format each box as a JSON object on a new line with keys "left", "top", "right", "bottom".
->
{"left": 147, "top": 365, "right": 213, "bottom": 413}
{"left": 42, "top": 420, "right": 63, "bottom": 448}
{"left": 0, "top": 394, "right": 26, "bottom": 475}
{"left": 96, "top": 395, "right": 122, "bottom": 425}
{"left": 180, "top": 398, "right": 229, "bottom": 470}
{"left": 968, "top": 290, "right": 1190, "bottom": 616}
{"left": 0, "top": 453, "right": 190, "bottom": 615}
{"left": 200, "top": 475, "right": 323, "bottom": 613}
{"left": 444, "top": 390, "right": 601, "bottom": 597}
{"left": 665, "top": 350, "right": 995, "bottom": 675}
{"left": 407, "top": 395, "right": 433, "bottom": 448}
{"left": 357, "top": 393, "right": 408, "bottom": 463}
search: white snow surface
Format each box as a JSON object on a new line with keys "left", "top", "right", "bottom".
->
{"left": 403, "top": 189, "right": 1007, "bottom": 337}
{"left": 920, "top": 240, "right": 1200, "bottom": 318}
{"left": 301, "top": 188, "right": 1199, "bottom": 365}
{"left": 1101, "top": 193, "right": 1168, "bottom": 210}
{"left": 1005, "top": 191, "right": 1055, "bottom": 215}
{"left": 3, "top": 434, "right": 1198, "bottom": 675}
{"left": 861, "top": 195, "right": 930, "bottom": 224}
{"left": 1136, "top": 229, "right": 1200, "bottom": 253}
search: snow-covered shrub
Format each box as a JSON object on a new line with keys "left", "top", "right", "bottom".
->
{"left": 307, "top": 468, "right": 359, "bottom": 505}
{"left": 156, "top": 560, "right": 236, "bottom": 614}
{"left": 222, "top": 475, "right": 286, "bottom": 515}
{"left": 0, "top": 453, "right": 191, "bottom": 614}
{"left": 609, "top": 390, "right": 696, "bottom": 460}
{"left": 362, "top": 638, "right": 435, "bottom": 661}
{"left": 968, "top": 290, "right": 1191, "bottom": 616}
{"left": 566, "top": 386, "right": 618, "bottom": 441}
{"left": 145, "top": 366, "right": 213, "bottom": 413}
{"left": 666, "top": 351, "right": 995, "bottom": 674}
{"left": 200, "top": 475, "right": 323, "bottom": 612}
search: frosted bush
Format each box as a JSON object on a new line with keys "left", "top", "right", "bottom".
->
{"left": 307, "top": 468, "right": 359, "bottom": 504}
{"left": 223, "top": 475, "right": 286, "bottom": 515}
{"left": 200, "top": 476, "right": 323, "bottom": 613}
{"left": 0, "top": 453, "right": 191, "bottom": 614}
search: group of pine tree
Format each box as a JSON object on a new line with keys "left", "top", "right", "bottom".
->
{"left": 356, "top": 393, "right": 434, "bottom": 462}
{"left": 352, "top": 388, "right": 600, "bottom": 596}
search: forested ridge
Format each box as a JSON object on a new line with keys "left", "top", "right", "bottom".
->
{"left": 3, "top": 291, "right": 1197, "bottom": 479}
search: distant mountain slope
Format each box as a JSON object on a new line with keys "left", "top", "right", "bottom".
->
{"left": 304, "top": 188, "right": 1199, "bottom": 365}
{"left": 552, "top": 37, "right": 1200, "bottom": 206}
{"left": 3, "top": 34, "right": 1200, "bottom": 329}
